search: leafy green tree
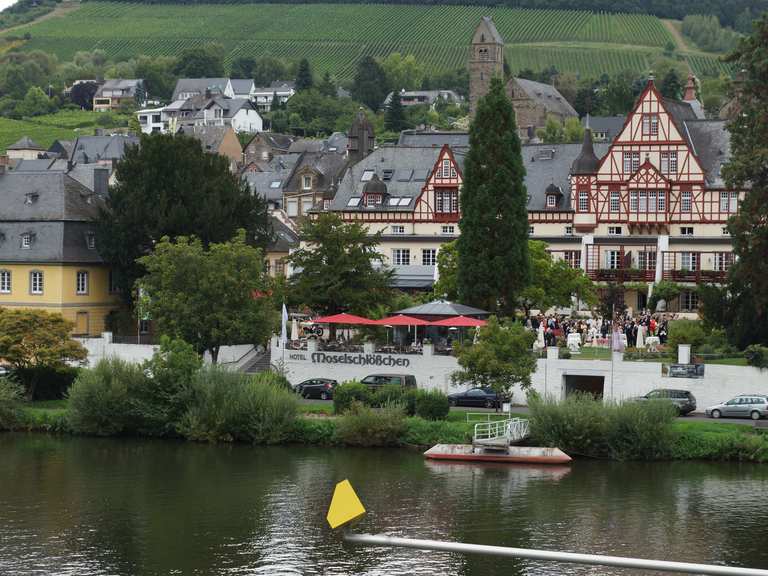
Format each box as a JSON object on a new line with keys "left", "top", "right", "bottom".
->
{"left": 536, "top": 115, "right": 565, "bottom": 143}
{"left": 230, "top": 55, "right": 256, "bottom": 79}
{"left": 69, "top": 80, "right": 99, "bottom": 110}
{"left": 135, "top": 56, "right": 177, "bottom": 101}
{"left": 452, "top": 317, "right": 536, "bottom": 400}
{"left": 659, "top": 68, "right": 682, "bottom": 99}
{"left": 598, "top": 283, "right": 627, "bottom": 320}
{"left": 718, "top": 14, "right": 768, "bottom": 347}
{"left": 380, "top": 52, "right": 423, "bottom": 91}
{"left": 286, "top": 88, "right": 359, "bottom": 135}
{"left": 433, "top": 240, "right": 458, "bottom": 301}
{"left": 287, "top": 213, "right": 393, "bottom": 324}
{"left": 253, "top": 56, "right": 287, "bottom": 86}
{"left": 563, "top": 116, "right": 584, "bottom": 143}
{"left": 16, "top": 86, "right": 53, "bottom": 117}
{"left": 96, "top": 134, "right": 271, "bottom": 303}
{"left": 0, "top": 308, "right": 87, "bottom": 400}
{"left": 457, "top": 77, "right": 529, "bottom": 315}
{"left": 384, "top": 89, "right": 407, "bottom": 132}
{"left": 295, "top": 58, "right": 313, "bottom": 91}
{"left": 351, "top": 55, "right": 389, "bottom": 112}
{"left": 648, "top": 280, "right": 682, "bottom": 312}
{"left": 519, "top": 241, "right": 596, "bottom": 316}
{"left": 138, "top": 232, "right": 275, "bottom": 363}
{"left": 172, "top": 43, "right": 225, "bottom": 78}
{"left": 317, "top": 71, "right": 337, "bottom": 98}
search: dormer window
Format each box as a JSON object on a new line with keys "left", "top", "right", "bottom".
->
{"left": 21, "top": 233, "right": 33, "bottom": 249}
{"left": 365, "top": 194, "right": 382, "bottom": 207}
{"left": 86, "top": 233, "right": 96, "bottom": 250}
{"left": 24, "top": 193, "right": 39, "bottom": 205}
{"left": 546, "top": 195, "right": 557, "bottom": 208}
{"left": 302, "top": 175, "right": 312, "bottom": 190}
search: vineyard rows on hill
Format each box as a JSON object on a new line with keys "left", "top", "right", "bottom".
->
{"left": 5, "top": 2, "right": 732, "bottom": 80}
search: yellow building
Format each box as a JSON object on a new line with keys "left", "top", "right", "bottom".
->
{"left": 0, "top": 161, "right": 122, "bottom": 335}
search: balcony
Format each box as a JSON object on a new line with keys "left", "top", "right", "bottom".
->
{"left": 661, "top": 251, "right": 731, "bottom": 283}
{"left": 573, "top": 212, "right": 597, "bottom": 230}
{"left": 586, "top": 244, "right": 656, "bottom": 283}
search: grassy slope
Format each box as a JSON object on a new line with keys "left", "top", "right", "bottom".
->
{"left": 2, "top": 1, "right": 732, "bottom": 79}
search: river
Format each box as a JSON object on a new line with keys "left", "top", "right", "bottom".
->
{"left": 1, "top": 434, "right": 767, "bottom": 575}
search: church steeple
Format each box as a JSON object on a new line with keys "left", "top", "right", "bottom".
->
{"left": 347, "top": 108, "right": 374, "bottom": 164}
{"left": 468, "top": 16, "right": 504, "bottom": 116}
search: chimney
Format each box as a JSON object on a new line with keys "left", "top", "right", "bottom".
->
{"left": 93, "top": 166, "right": 109, "bottom": 197}
{"left": 683, "top": 73, "right": 697, "bottom": 101}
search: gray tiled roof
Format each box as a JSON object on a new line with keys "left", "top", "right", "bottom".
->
{"left": 398, "top": 130, "right": 469, "bottom": 148}
{"left": 70, "top": 134, "right": 139, "bottom": 164}
{"left": 0, "top": 172, "right": 100, "bottom": 222}
{"left": 268, "top": 216, "right": 299, "bottom": 252}
{"left": 244, "top": 171, "right": 289, "bottom": 205}
{"left": 172, "top": 78, "right": 230, "bottom": 100}
{"left": 582, "top": 116, "right": 625, "bottom": 137}
{"left": 390, "top": 265, "right": 436, "bottom": 289}
{"left": 95, "top": 78, "right": 144, "bottom": 97}
{"left": 396, "top": 299, "right": 489, "bottom": 316}
{"left": 8, "top": 136, "right": 44, "bottom": 151}
{"left": 478, "top": 16, "right": 504, "bottom": 45}
{"left": 0, "top": 221, "right": 103, "bottom": 264}
{"left": 513, "top": 78, "right": 578, "bottom": 118}
{"left": 12, "top": 159, "right": 57, "bottom": 172}
{"left": 192, "top": 97, "right": 255, "bottom": 120}
{"left": 683, "top": 120, "right": 730, "bottom": 187}
{"left": 283, "top": 151, "right": 348, "bottom": 196}
{"left": 178, "top": 125, "right": 234, "bottom": 153}
{"left": 230, "top": 79, "right": 254, "bottom": 95}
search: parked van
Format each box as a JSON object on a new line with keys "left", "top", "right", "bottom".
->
{"left": 360, "top": 374, "right": 417, "bottom": 389}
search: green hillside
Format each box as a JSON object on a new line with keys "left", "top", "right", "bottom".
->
{"left": 4, "top": 2, "right": 733, "bottom": 80}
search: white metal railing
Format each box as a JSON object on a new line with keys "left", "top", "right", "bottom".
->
{"left": 473, "top": 418, "right": 529, "bottom": 443}
{"left": 465, "top": 412, "right": 510, "bottom": 423}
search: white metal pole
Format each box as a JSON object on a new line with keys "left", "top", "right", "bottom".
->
{"left": 344, "top": 533, "right": 768, "bottom": 576}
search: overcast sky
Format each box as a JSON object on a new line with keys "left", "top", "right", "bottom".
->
{"left": 0, "top": 0, "right": 19, "bottom": 12}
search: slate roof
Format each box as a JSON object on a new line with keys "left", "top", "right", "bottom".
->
{"left": 331, "top": 146, "right": 456, "bottom": 212}
{"left": 288, "top": 139, "right": 324, "bottom": 154}
{"left": 582, "top": 116, "right": 625, "bottom": 138}
{"left": 70, "top": 134, "right": 139, "bottom": 164}
{"left": 7, "top": 136, "right": 43, "bottom": 151}
{"left": 391, "top": 265, "right": 436, "bottom": 289}
{"left": 244, "top": 171, "right": 290, "bottom": 205}
{"left": 95, "top": 78, "right": 144, "bottom": 97}
{"left": 172, "top": 78, "right": 230, "bottom": 100}
{"left": 46, "top": 139, "right": 74, "bottom": 159}
{"left": 12, "top": 159, "right": 57, "bottom": 172}
{"left": 683, "top": 120, "right": 731, "bottom": 187}
{"left": 253, "top": 80, "right": 295, "bottom": 94}
{"left": 570, "top": 129, "right": 601, "bottom": 175}
{"left": 0, "top": 221, "right": 104, "bottom": 264}
{"left": 268, "top": 216, "right": 299, "bottom": 253}
{"left": 383, "top": 90, "right": 462, "bottom": 106}
{"left": 396, "top": 299, "right": 489, "bottom": 317}
{"left": 398, "top": 130, "right": 469, "bottom": 148}
{"left": 193, "top": 97, "right": 256, "bottom": 120}
{"left": 477, "top": 16, "right": 504, "bottom": 45}
{"left": 283, "top": 151, "right": 348, "bottom": 197}
{"left": 179, "top": 125, "right": 234, "bottom": 153}
{"left": 230, "top": 79, "right": 255, "bottom": 96}
{"left": 512, "top": 78, "right": 578, "bottom": 118}
{"left": 0, "top": 172, "right": 101, "bottom": 222}
{"left": 245, "top": 132, "right": 295, "bottom": 152}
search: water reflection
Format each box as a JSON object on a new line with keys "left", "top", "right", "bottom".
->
{"left": 1, "top": 435, "right": 767, "bottom": 575}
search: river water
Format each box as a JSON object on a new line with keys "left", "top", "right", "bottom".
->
{"left": 1, "top": 433, "right": 767, "bottom": 576}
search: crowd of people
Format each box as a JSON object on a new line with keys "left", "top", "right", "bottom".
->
{"left": 526, "top": 312, "right": 674, "bottom": 349}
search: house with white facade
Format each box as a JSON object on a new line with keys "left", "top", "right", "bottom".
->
{"left": 252, "top": 81, "right": 296, "bottom": 112}
{"left": 191, "top": 97, "right": 262, "bottom": 133}
{"left": 231, "top": 79, "right": 257, "bottom": 101}
{"left": 136, "top": 107, "right": 165, "bottom": 134}
{"left": 171, "top": 78, "right": 234, "bottom": 101}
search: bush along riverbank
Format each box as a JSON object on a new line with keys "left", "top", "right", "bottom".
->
{"left": 1, "top": 339, "right": 768, "bottom": 461}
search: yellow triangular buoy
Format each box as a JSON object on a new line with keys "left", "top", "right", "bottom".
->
{"left": 326, "top": 479, "right": 366, "bottom": 529}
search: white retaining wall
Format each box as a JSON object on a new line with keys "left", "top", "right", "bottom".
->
{"left": 273, "top": 339, "right": 768, "bottom": 410}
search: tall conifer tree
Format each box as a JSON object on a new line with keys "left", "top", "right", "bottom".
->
{"left": 457, "top": 77, "right": 529, "bottom": 315}
{"left": 295, "top": 58, "right": 313, "bottom": 91}
{"left": 384, "top": 89, "right": 407, "bottom": 132}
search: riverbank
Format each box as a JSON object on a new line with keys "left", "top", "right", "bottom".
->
{"left": 13, "top": 400, "right": 768, "bottom": 463}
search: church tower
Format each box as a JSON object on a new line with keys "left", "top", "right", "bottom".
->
{"left": 469, "top": 16, "right": 504, "bottom": 116}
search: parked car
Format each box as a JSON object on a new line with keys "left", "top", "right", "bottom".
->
{"left": 294, "top": 378, "right": 337, "bottom": 400}
{"left": 629, "top": 389, "right": 696, "bottom": 416}
{"left": 360, "top": 374, "right": 417, "bottom": 390}
{"left": 706, "top": 395, "right": 768, "bottom": 420}
{"left": 447, "top": 387, "right": 505, "bottom": 409}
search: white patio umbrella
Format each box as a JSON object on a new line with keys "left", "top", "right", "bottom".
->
{"left": 291, "top": 318, "right": 299, "bottom": 341}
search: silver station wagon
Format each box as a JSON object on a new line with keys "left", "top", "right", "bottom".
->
{"left": 706, "top": 395, "right": 768, "bottom": 420}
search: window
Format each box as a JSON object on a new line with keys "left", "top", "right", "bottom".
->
{"left": 680, "top": 252, "right": 699, "bottom": 271}
{"left": 139, "top": 319, "right": 150, "bottom": 334}
{"left": 623, "top": 151, "right": 640, "bottom": 173}
{"left": 302, "top": 175, "right": 312, "bottom": 190}
{"left": 638, "top": 251, "right": 656, "bottom": 271}
{"left": 565, "top": 226, "right": 573, "bottom": 236}
{"left": 642, "top": 115, "right": 658, "bottom": 136}
{"left": 391, "top": 249, "right": 410, "bottom": 266}
{"left": 528, "top": 226, "right": 534, "bottom": 235}
{"left": 658, "top": 191, "right": 666, "bottom": 212}
{"left": 391, "top": 225, "right": 405, "bottom": 235}
{"left": 30, "top": 270, "right": 43, "bottom": 295}
{"left": 422, "top": 249, "right": 437, "bottom": 266}
{"left": 21, "top": 233, "right": 32, "bottom": 249}
{"left": 638, "top": 191, "right": 647, "bottom": 212}
{"left": 0, "top": 270, "right": 10, "bottom": 293}
{"left": 680, "top": 227, "right": 694, "bottom": 236}
{"left": 76, "top": 271, "right": 89, "bottom": 295}
{"left": 660, "top": 152, "right": 669, "bottom": 173}
{"left": 441, "top": 159, "right": 454, "bottom": 178}
{"left": 346, "top": 197, "right": 360, "bottom": 207}
{"left": 729, "top": 191, "right": 738, "bottom": 212}
{"left": 546, "top": 194, "right": 557, "bottom": 208}
{"left": 435, "top": 189, "right": 458, "bottom": 213}
{"left": 715, "top": 252, "right": 733, "bottom": 272}
{"left": 578, "top": 190, "right": 589, "bottom": 212}
{"left": 86, "top": 233, "right": 96, "bottom": 250}
{"left": 274, "top": 259, "right": 285, "bottom": 276}
{"left": 722, "top": 227, "right": 729, "bottom": 235}
{"left": 360, "top": 170, "right": 374, "bottom": 182}
{"left": 661, "top": 152, "right": 678, "bottom": 174}
{"left": 609, "top": 191, "right": 620, "bottom": 213}
{"left": 301, "top": 198, "right": 314, "bottom": 214}
{"left": 681, "top": 290, "right": 699, "bottom": 311}
{"left": 382, "top": 169, "right": 394, "bottom": 181}
{"left": 630, "top": 191, "right": 638, "bottom": 212}
{"left": 681, "top": 190, "right": 692, "bottom": 212}
{"left": 286, "top": 199, "right": 298, "bottom": 217}
{"left": 441, "top": 225, "right": 455, "bottom": 235}
{"left": 605, "top": 250, "right": 620, "bottom": 270}
{"left": 564, "top": 250, "right": 581, "bottom": 269}
{"left": 608, "top": 226, "right": 622, "bottom": 236}
{"left": 364, "top": 194, "right": 382, "bottom": 207}
{"left": 648, "top": 190, "right": 657, "bottom": 212}
{"left": 270, "top": 180, "right": 281, "bottom": 189}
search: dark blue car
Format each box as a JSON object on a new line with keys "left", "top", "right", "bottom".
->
{"left": 447, "top": 387, "right": 504, "bottom": 408}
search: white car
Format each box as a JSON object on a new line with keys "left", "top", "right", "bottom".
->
{"left": 705, "top": 395, "right": 768, "bottom": 420}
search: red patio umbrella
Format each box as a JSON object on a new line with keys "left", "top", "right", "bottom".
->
{"left": 430, "top": 315, "right": 487, "bottom": 327}
{"left": 312, "top": 313, "right": 375, "bottom": 325}
{"left": 371, "top": 314, "right": 431, "bottom": 326}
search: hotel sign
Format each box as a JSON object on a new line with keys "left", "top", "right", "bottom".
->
{"left": 304, "top": 352, "right": 411, "bottom": 368}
